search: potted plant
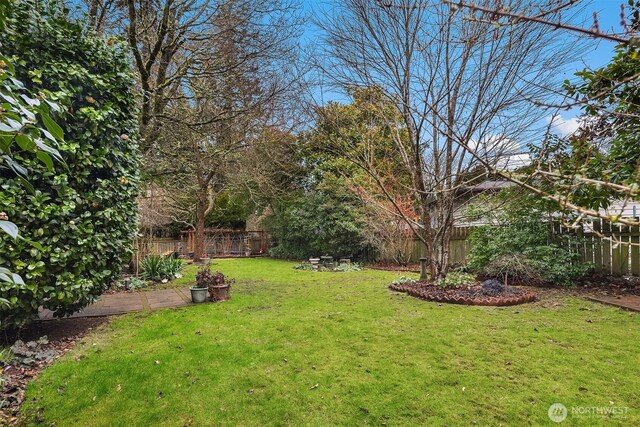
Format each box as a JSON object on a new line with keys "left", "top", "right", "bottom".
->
{"left": 191, "top": 265, "right": 211, "bottom": 303}
{"left": 195, "top": 266, "right": 234, "bottom": 302}
{"left": 207, "top": 270, "right": 233, "bottom": 302}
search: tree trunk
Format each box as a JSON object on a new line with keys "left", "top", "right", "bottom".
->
{"left": 193, "top": 199, "right": 207, "bottom": 263}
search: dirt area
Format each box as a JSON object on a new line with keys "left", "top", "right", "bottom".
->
{"left": 1, "top": 317, "right": 107, "bottom": 425}
{"left": 371, "top": 261, "right": 640, "bottom": 297}
{"left": 368, "top": 262, "right": 420, "bottom": 272}
{"left": 576, "top": 272, "right": 640, "bottom": 296}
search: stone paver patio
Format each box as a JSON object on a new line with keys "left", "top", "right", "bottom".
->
{"left": 586, "top": 294, "right": 640, "bottom": 312}
{"left": 39, "top": 287, "right": 193, "bottom": 320}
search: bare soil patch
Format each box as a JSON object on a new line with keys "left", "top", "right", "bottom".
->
{"left": 1, "top": 317, "right": 107, "bottom": 425}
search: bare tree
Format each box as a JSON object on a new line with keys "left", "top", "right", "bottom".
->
{"left": 77, "top": 0, "right": 302, "bottom": 150}
{"left": 441, "top": 0, "right": 640, "bottom": 231}
{"left": 318, "top": 0, "right": 581, "bottom": 278}
{"left": 149, "top": 0, "right": 303, "bottom": 262}
{"left": 444, "top": 0, "right": 633, "bottom": 44}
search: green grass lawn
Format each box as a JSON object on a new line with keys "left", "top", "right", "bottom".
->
{"left": 23, "top": 258, "right": 640, "bottom": 426}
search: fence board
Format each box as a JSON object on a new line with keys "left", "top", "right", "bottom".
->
{"left": 619, "top": 225, "right": 630, "bottom": 275}
{"left": 601, "top": 221, "right": 612, "bottom": 274}
{"left": 583, "top": 233, "right": 594, "bottom": 265}
{"left": 611, "top": 224, "right": 622, "bottom": 275}
{"left": 631, "top": 226, "right": 640, "bottom": 276}
{"left": 363, "top": 219, "right": 640, "bottom": 276}
{"left": 593, "top": 220, "right": 603, "bottom": 267}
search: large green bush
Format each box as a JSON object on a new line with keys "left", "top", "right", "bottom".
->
{"left": 0, "top": 0, "right": 139, "bottom": 328}
{"left": 268, "top": 179, "right": 366, "bottom": 260}
{"left": 466, "top": 191, "right": 592, "bottom": 287}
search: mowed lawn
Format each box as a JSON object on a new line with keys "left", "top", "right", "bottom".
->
{"left": 23, "top": 259, "right": 640, "bottom": 426}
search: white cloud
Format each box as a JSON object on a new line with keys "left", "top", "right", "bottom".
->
{"left": 468, "top": 135, "right": 531, "bottom": 171}
{"left": 546, "top": 114, "right": 581, "bottom": 137}
{"left": 497, "top": 152, "right": 531, "bottom": 171}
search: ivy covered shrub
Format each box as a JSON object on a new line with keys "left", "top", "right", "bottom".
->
{"left": 0, "top": 0, "right": 139, "bottom": 328}
{"left": 466, "top": 190, "right": 592, "bottom": 287}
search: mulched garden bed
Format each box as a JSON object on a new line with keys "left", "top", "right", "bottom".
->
{"left": 368, "top": 262, "right": 420, "bottom": 272}
{"left": 389, "top": 281, "right": 536, "bottom": 306}
{"left": 576, "top": 272, "right": 640, "bottom": 296}
{"left": 1, "top": 317, "right": 106, "bottom": 425}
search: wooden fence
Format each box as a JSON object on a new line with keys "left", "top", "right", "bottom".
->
{"left": 398, "top": 220, "right": 640, "bottom": 276}
{"left": 144, "top": 238, "right": 182, "bottom": 256}
{"left": 180, "top": 229, "right": 270, "bottom": 258}
{"left": 141, "top": 230, "right": 271, "bottom": 259}
{"left": 555, "top": 220, "right": 640, "bottom": 276}
{"left": 141, "top": 220, "right": 640, "bottom": 276}
{"left": 405, "top": 226, "right": 473, "bottom": 266}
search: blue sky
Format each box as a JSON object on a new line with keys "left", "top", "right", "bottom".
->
{"left": 302, "top": 0, "right": 622, "bottom": 70}
{"left": 577, "top": 0, "right": 625, "bottom": 68}
{"left": 301, "top": 0, "right": 625, "bottom": 135}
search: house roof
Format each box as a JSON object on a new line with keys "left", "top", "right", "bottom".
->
{"left": 462, "top": 179, "right": 516, "bottom": 192}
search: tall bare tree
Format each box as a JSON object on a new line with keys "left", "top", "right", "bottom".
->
{"left": 318, "top": 0, "right": 580, "bottom": 278}
{"left": 79, "top": 0, "right": 302, "bottom": 149}
{"left": 149, "top": 0, "right": 303, "bottom": 262}
{"left": 442, "top": 0, "right": 640, "bottom": 231}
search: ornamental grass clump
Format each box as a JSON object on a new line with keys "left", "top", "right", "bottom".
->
{"left": 141, "top": 256, "right": 183, "bottom": 282}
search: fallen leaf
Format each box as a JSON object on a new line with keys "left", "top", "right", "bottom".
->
{"left": 116, "top": 384, "right": 122, "bottom": 392}
{"left": 310, "top": 384, "right": 319, "bottom": 390}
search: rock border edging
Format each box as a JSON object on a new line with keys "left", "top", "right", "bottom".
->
{"left": 389, "top": 283, "right": 536, "bottom": 306}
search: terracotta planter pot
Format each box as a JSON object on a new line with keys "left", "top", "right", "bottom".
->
{"left": 208, "top": 284, "right": 231, "bottom": 302}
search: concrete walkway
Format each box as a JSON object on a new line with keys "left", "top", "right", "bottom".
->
{"left": 587, "top": 294, "right": 640, "bottom": 312}
{"left": 39, "top": 287, "right": 194, "bottom": 320}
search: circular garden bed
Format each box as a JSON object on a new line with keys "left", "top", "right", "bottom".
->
{"left": 389, "top": 280, "right": 536, "bottom": 306}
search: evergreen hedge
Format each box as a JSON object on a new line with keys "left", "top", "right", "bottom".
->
{"left": 0, "top": 0, "right": 139, "bottom": 327}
